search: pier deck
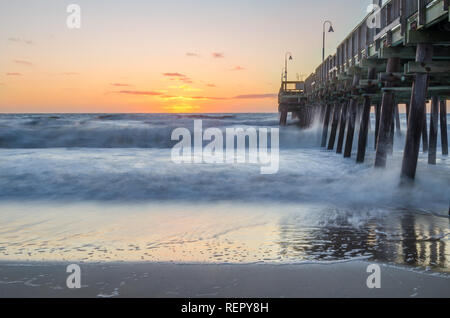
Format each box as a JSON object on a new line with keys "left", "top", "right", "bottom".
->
{"left": 279, "top": 0, "right": 450, "bottom": 184}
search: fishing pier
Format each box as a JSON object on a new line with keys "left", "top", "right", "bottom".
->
{"left": 279, "top": 0, "right": 450, "bottom": 183}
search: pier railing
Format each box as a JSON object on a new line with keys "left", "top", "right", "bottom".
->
{"left": 279, "top": 0, "right": 449, "bottom": 185}
{"left": 305, "top": 0, "right": 446, "bottom": 90}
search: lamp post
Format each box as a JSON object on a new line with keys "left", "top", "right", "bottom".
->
{"left": 322, "top": 20, "right": 334, "bottom": 62}
{"left": 284, "top": 52, "right": 293, "bottom": 91}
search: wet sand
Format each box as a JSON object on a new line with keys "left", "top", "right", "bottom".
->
{"left": 1, "top": 260, "right": 449, "bottom": 298}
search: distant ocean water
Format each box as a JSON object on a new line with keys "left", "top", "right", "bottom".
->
{"left": 0, "top": 113, "right": 448, "bottom": 269}
{"left": 0, "top": 113, "right": 448, "bottom": 209}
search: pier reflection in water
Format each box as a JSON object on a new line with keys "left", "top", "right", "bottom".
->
{"left": 277, "top": 208, "right": 450, "bottom": 272}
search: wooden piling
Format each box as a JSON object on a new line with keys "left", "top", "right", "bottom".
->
{"left": 344, "top": 73, "right": 361, "bottom": 158}
{"left": 428, "top": 96, "right": 439, "bottom": 164}
{"left": 328, "top": 103, "right": 341, "bottom": 150}
{"left": 321, "top": 104, "right": 331, "bottom": 147}
{"left": 395, "top": 103, "right": 401, "bottom": 133}
{"left": 344, "top": 98, "right": 358, "bottom": 158}
{"left": 387, "top": 108, "right": 395, "bottom": 156}
{"left": 422, "top": 114, "right": 429, "bottom": 153}
{"left": 356, "top": 96, "right": 371, "bottom": 163}
{"left": 280, "top": 108, "right": 288, "bottom": 126}
{"left": 405, "top": 102, "right": 410, "bottom": 125}
{"left": 375, "top": 57, "right": 401, "bottom": 168}
{"left": 374, "top": 103, "right": 381, "bottom": 150}
{"left": 440, "top": 99, "right": 449, "bottom": 155}
{"left": 401, "top": 44, "right": 434, "bottom": 181}
{"left": 336, "top": 101, "right": 349, "bottom": 154}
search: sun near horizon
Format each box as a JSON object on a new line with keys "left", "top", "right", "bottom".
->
{"left": 0, "top": 0, "right": 376, "bottom": 114}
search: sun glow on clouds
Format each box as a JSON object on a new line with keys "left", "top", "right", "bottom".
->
{"left": 1, "top": 1, "right": 297, "bottom": 113}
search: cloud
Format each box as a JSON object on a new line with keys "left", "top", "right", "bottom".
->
{"left": 163, "top": 72, "right": 186, "bottom": 77}
{"left": 206, "top": 83, "right": 216, "bottom": 87}
{"left": 13, "top": 60, "right": 33, "bottom": 66}
{"left": 159, "top": 94, "right": 275, "bottom": 101}
{"left": 8, "top": 38, "right": 33, "bottom": 45}
{"left": 230, "top": 66, "right": 245, "bottom": 71}
{"left": 212, "top": 52, "right": 224, "bottom": 58}
{"left": 191, "top": 96, "right": 227, "bottom": 100}
{"left": 163, "top": 72, "right": 193, "bottom": 84}
{"left": 117, "top": 90, "right": 163, "bottom": 96}
{"left": 233, "top": 94, "right": 277, "bottom": 99}
{"left": 6, "top": 72, "right": 22, "bottom": 76}
{"left": 111, "top": 83, "right": 131, "bottom": 87}
{"left": 186, "top": 52, "right": 200, "bottom": 57}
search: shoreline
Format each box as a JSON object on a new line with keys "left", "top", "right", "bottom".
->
{"left": 1, "top": 260, "right": 449, "bottom": 298}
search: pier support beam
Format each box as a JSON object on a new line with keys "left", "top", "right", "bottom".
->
{"left": 374, "top": 103, "right": 381, "bottom": 150}
{"left": 395, "top": 103, "right": 401, "bottom": 134}
{"left": 422, "top": 114, "right": 429, "bottom": 153}
{"left": 280, "top": 109, "right": 288, "bottom": 126}
{"left": 344, "top": 73, "right": 361, "bottom": 158}
{"left": 375, "top": 57, "right": 401, "bottom": 168}
{"left": 321, "top": 104, "right": 331, "bottom": 147}
{"left": 428, "top": 96, "right": 439, "bottom": 165}
{"left": 441, "top": 100, "right": 449, "bottom": 155}
{"left": 401, "top": 44, "right": 434, "bottom": 182}
{"left": 405, "top": 102, "right": 410, "bottom": 125}
{"left": 356, "top": 96, "right": 371, "bottom": 163}
{"left": 328, "top": 103, "right": 341, "bottom": 150}
{"left": 387, "top": 107, "right": 395, "bottom": 156}
{"left": 336, "top": 101, "right": 349, "bottom": 154}
{"left": 344, "top": 98, "right": 358, "bottom": 158}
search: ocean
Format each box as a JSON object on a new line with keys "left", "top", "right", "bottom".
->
{"left": 0, "top": 113, "right": 449, "bottom": 273}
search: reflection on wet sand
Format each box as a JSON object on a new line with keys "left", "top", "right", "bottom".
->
{"left": 277, "top": 209, "right": 449, "bottom": 272}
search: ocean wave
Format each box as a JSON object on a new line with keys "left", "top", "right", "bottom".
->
{"left": 0, "top": 113, "right": 282, "bottom": 149}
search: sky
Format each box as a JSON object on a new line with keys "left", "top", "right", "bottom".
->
{"left": 0, "top": 0, "right": 370, "bottom": 113}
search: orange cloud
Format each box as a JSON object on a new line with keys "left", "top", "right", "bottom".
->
{"left": 13, "top": 60, "right": 33, "bottom": 66}
{"left": 111, "top": 83, "right": 132, "bottom": 87}
{"left": 212, "top": 52, "right": 224, "bottom": 58}
{"left": 6, "top": 72, "right": 22, "bottom": 76}
{"left": 118, "top": 90, "right": 163, "bottom": 96}
{"left": 230, "top": 66, "right": 245, "bottom": 71}
{"left": 163, "top": 72, "right": 193, "bottom": 84}
{"left": 233, "top": 94, "right": 276, "bottom": 99}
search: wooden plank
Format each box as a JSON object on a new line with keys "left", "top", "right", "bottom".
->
{"left": 375, "top": 57, "right": 401, "bottom": 168}
{"left": 356, "top": 96, "right": 372, "bottom": 163}
{"left": 440, "top": 99, "right": 449, "bottom": 155}
{"left": 382, "top": 45, "right": 450, "bottom": 59}
{"left": 407, "top": 30, "right": 450, "bottom": 45}
{"left": 428, "top": 96, "right": 439, "bottom": 164}
{"left": 418, "top": 0, "right": 426, "bottom": 26}
{"left": 406, "top": 61, "right": 450, "bottom": 74}
{"left": 379, "top": 46, "right": 416, "bottom": 59}
{"left": 401, "top": 44, "right": 434, "bottom": 182}
{"left": 336, "top": 101, "right": 349, "bottom": 154}
{"left": 328, "top": 103, "right": 341, "bottom": 150}
{"left": 321, "top": 104, "right": 332, "bottom": 147}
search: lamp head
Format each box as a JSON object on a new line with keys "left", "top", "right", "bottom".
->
{"left": 289, "top": 55, "right": 293, "bottom": 60}
{"left": 328, "top": 25, "right": 334, "bottom": 33}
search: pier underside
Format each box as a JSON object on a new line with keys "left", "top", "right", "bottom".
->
{"left": 278, "top": 0, "right": 450, "bottom": 184}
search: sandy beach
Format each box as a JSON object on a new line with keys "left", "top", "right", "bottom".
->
{"left": 0, "top": 114, "right": 448, "bottom": 299}
{"left": 0, "top": 260, "right": 449, "bottom": 298}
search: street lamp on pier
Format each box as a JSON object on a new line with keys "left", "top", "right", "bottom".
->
{"left": 284, "top": 52, "right": 293, "bottom": 91}
{"left": 322, "top": 20, "right": 334, "bottom": 62}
